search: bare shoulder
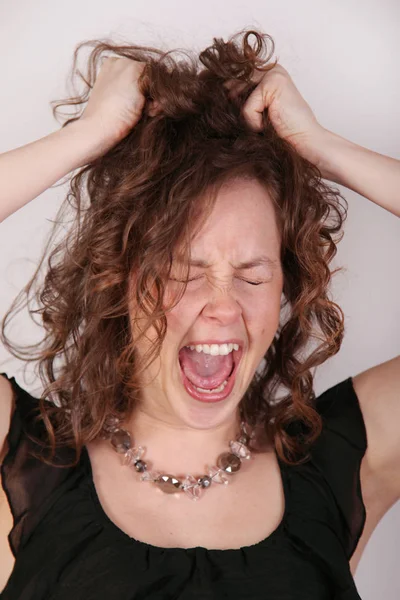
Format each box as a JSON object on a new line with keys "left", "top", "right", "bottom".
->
{"left": 0, "top": 486, "right": 14, "bottom": 592}
{"left": 352, "top": 355, "right": 400, "bottom": 482}
{"left": 0, "top": 374, "right": 16, "bottom": 590}
{"left": 0, "top": 374, "right": 15, "bottom": 466}
{"left": 349, "top": 356, "right": 400, "bottom": 574}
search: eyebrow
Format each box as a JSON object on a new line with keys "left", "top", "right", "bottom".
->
{"left": 176, "top": 256, "right": 280, "bottom": 269}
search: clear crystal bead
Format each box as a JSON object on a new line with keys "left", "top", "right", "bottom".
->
{"left": 132, "top": 446, "right": 146, "bottom": 460}
{"left": 181, "top": 474, "right": 204, "bottom": 501}
{"left": 121, "top": 446, "right": 145, "bottom": 466}
{"left": 181, "top": 474, "right": 198, "bottom": 490}
{"left": 121, "top": 450, "right": 136, "bottom": 466}
{"left": 207, "top": 465, "right": 230, "bottom": 484}
{"left": 237, "top": 435, "right": 247, "bottom": 445}
{"left": 140, "top": 469, "right": 162, "bottom": 482}
{"left": 184, "top": 484, "right": 203, "bottom": 500}
{"left": 241, "top": 421, "right": 256, "bottom": 439}
{"left": 240, "top": 420, "right": 248, "bottom": 434}
{"left": 230, "top": 440, "right": 251, "bottom": 460}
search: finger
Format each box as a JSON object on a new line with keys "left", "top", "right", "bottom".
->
{"left": 223, "top": 79, "right": 236, "bottom": 91}
{"left": 147, "top": 99, "right": 161, "bottom": 116}
{"left": 242, "top": 87, "right": 265, "bottom": 131}
{"left": 226, "top": 81, "right": 248, "bottom": 99}
{"left": 250, "top": 69, "right": 266, "bottom": 84}
{"left": 224, "top": 69, "right": 267, "bottom": 99}
{"left": 223, "top": 68, "right": 265, "bottom": 89}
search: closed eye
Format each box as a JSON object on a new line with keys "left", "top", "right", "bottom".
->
{"left": 170, "top": 277, "right": 265, "bottom": 285}
{"left": 169, "top": 277, "right": 203, "bottom": 283}
{"left": 239, "top": 279, "right": 264, "bottom": 286}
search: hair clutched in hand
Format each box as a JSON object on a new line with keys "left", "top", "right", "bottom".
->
{"left": 1, "top": 28, "right": 348, "bottom": 467}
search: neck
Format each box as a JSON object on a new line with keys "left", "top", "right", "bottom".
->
{"left": 121, "top": 406, "right": 244, "bottom": 475}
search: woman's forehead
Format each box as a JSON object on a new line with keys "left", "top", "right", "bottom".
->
{"left": 170, "top": 178, "right": 281, "bottom": 266}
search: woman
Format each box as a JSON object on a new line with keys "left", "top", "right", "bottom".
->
{"left": 0, "top": 29, "right": 399, "bottom": 599}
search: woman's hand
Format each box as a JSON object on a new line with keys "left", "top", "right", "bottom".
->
{"left": 79, "top": 57, "right": 151, "bottom": 149}
{"left": 225, "top": 64, "right": 327, "bottom": 166}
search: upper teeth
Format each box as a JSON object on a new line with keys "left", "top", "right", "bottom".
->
{"left": 186, "top": 343, "right": 239, "bottom": 356}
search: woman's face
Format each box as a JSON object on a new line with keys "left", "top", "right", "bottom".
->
{"left": 131, "top": 177, "right": 284, "bottom": 430}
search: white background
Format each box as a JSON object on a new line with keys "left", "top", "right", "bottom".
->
{"left": 1, "top": 0, "right": 399, "bottom": 597}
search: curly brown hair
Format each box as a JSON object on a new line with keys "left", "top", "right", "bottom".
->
{"left": 1, "top": 28, "right": 347, "bottom": 468}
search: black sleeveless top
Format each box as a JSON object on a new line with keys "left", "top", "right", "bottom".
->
{"left": 0, "top": 373, "right": 367, "bottom": 599}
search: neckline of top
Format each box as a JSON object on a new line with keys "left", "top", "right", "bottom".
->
{"left": 80, "top": 443, "right": 290, "bottom": 555}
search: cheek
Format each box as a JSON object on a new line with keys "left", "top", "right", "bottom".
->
{"left": 165, "top": 310, "right": 183, "bottom": 334}
{"left": 165, "top": 301, "right": 196, "bottom": 339}
{"left": 164, "top": 284, "right": 202, "bottom": 325}
{"left": 244, "top": 291, "right": 282, "bottom": 347}
{"left": 246, "top": 289, "right": 281, "bottom": 323}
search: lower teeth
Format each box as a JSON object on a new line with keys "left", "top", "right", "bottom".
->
{"left": 194, "top": 379, "right": 228, "bottom": 393}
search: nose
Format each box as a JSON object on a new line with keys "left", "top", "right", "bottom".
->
{"left": 201, "top": 291, "right": 242, "bottom": 327}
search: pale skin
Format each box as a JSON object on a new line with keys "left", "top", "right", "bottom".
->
{"left": 0, "top": 57, "right": 399, "bottom": 587}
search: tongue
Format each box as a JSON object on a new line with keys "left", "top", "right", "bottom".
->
{"left": 179, "top": 348, "right": 233, "bottom": 390}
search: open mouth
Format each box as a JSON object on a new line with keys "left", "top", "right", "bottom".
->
{"left": 178, "top": 342, "right": 243, "bottom": 403}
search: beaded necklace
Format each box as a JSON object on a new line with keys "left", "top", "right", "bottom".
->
{"left": 100, "top": 414, "right": 255, "bottom": 501}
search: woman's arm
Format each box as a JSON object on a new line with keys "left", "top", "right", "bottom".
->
{"left": 311, "top": 128, "right": 400, "bottom": 218}
{"left": 0, "top": 57, "right": 149, "bottom": 225}
{"left": 237, "top": 63, "right": 399, "bottom": 218}
{"left": 0, "top": 120, "right": 107, "bottom": 224}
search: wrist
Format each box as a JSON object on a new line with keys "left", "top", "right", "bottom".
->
{"left": 304, "top": 127, "right": 351, "bottom": 184}
{"left": 59, "top": 118, "right": 119, "bottom": 167}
